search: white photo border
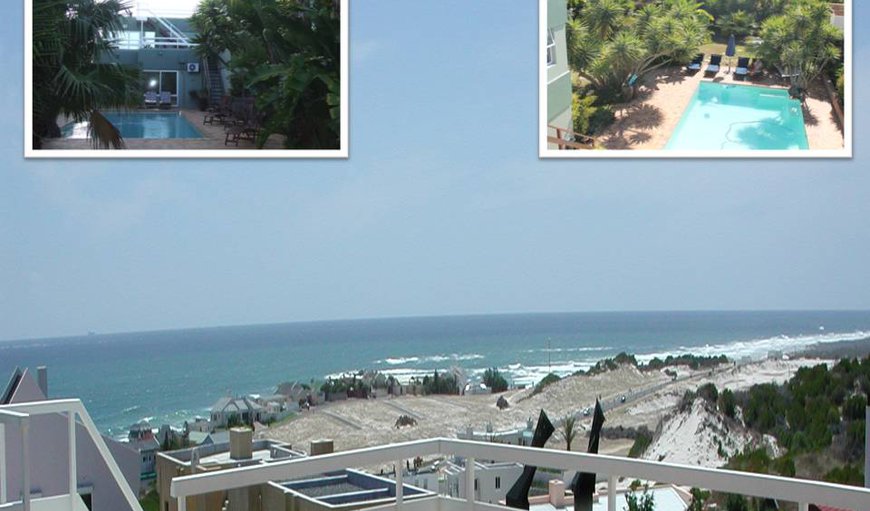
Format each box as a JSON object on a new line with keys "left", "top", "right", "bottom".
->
{"left": 538, "top": 0, "right": 852, "bottom": 159}
{"left": 24, "top": 0, "right": 350, "bottom": 159}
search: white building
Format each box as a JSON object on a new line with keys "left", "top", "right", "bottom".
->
{"left": 529, "top": 483, "right": 690, "bottom": 511}
{"left": 0, "top": 367, "right": 142, "bottom": 508}
{"left": 443, "top": 460, "right": 523, "bottom": 504}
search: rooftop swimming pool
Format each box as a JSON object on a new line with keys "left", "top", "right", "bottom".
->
{"left": 62, "top": 112, "right": 203, "bottom": 140}
{"left": 665, "top": 82, "right": 808, "bottom": 151}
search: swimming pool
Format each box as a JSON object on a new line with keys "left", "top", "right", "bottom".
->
{"left": 665, "top": 82, "right": 808, "bottom": 151}
{"left": 62, "top": 112, "right": 203, "bottom": 139}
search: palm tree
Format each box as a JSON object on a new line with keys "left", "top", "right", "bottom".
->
{"left": 32, "top": 0, "right": 141, "bottom": 149}
{"left": 562, "top": 414, "right": 578, "bottom": 451}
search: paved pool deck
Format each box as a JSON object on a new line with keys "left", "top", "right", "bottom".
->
{"left": 40, "top": 109, "right": 286, "bottom": 151}
{"left": 594, "top": 64, "right": 844, "bottom": 151}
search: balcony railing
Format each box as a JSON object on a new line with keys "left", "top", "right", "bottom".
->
{"left": 0, "top": 399, "right": 143, "bottom": 511}
{"left": 171, "top": 437, "right": 870, "bottom": 511}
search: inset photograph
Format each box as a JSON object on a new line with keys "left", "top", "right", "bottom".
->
{"left": 26, "top": 0, "right": 347, "bottom": 158}
{"left": 540, "top": 0, "right": 850, "bottom": 157}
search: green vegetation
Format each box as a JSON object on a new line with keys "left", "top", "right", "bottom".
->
{"left": 532, "top": 373, "right": 562, "bottom": 395}
{"left": 688, "top": 488, "right": 710, "bottom": 511}
{"left": 191, "top": 0, "right": 340, "bottom": 149}
{"left": 628, "top": 427, "right": 653, "bottom": 458}
{"left": 483, "top": 368, "right": 509, "bottom": 393}
{"left": 718, "top": 388, "right": 736, "bottom": 418}
{"left": 645, "top": 354, "right": 729, "bottom": 371}
{"left": 421, "top": 370, "right": 460, "bottom": 395}
{"left": 571, "top": 92, "right": 614, "bottom": 136}
{"left": 139, "top": 490, "right": 159, "bottom": 511}
{"left": 625, "top": 484, "right": 655, "bottom": 511}
{"left": 756, "top": 0, "right": 841, "bottom": 90}
{"left": 567, "top": 0, "right": 713, "bottom": 101}
{"left": 32, "top": 0, "right": 141, "bottom": 148}
{"left": 562, "top": 414, "right": 578, "bottom": 451}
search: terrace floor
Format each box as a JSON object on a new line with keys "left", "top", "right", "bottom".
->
{"left": 41, "top": 109, "right": 286, "bottom": 151}
{"left": 594, "top": 65, "right": 844, "bottom": 151}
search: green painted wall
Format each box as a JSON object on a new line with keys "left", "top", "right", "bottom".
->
{"left": 548, "top": 0, "right": 567, "bottom": 28}
{"left": 547, "top": 72, "right": 572, "bottom": 123}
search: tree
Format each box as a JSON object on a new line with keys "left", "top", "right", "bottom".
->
{"left": 688, "top": 488, "right": 709, "bottom": 511}
{"left": 562, "top": 414, "right": 578, "bottom": 451}
{"left": 715, "top": 10, "right": 755, "bottom": 38}
{"left": 625, "top": 484, "right": 655, "bottom": 511}
{"left": 191, "top": 0, "right": 340, "bottom": 149}
{"left": 32, "top": 0, "right": 141, "bottom": 148}
{"left": 483, "top": 368, "right": 509, "bottom": 392}
{"left": 568, "top": 0, "right": 712, "bottom": 100}
{"left": 757, "top": 0, "right": 841, "bottom": 90}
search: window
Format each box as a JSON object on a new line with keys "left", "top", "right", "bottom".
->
{"left": 546, "top": 29, "right": 556, "bottom": 67}
{"left": 474, "top": 479, "right": 479, "bottom": 491}
{"left": 495, "top": 477, "right": 501, "bottom": 489}
{"left": 144, "top": 70, "right": 180, "bottom": 106}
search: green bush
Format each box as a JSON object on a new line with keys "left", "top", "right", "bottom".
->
{"left": 532, "top": 373, "right": 561, "bottom": 396}
{"left": 628, "top": 428, "right": 653, "bottom": 458}
{"left": 719, "top": 388, "right": 736, "bottom": 418}
{"left": 483, "top": 368, "right": 509, "bottom": 393}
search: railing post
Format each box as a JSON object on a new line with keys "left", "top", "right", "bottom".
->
{"left": 607, "top": 476, "right": 616, "bottom": 511}
{"left": 178, "top": 496, "right": 186, "bottom": 511}
{"left": 395, "top": 460, "right": 404, "bottom": 509}
{"left": 466, "top": 457, "right": 475, "bottom": 508}
{"left": 21, "top": 419, "right": 30, "bottom": 511}
{"left": 798, "top": 503, "right": 808, "bottom": 511}
{"left": 0, "top": 422, "right": 6, "bottom": 504}
{"left": 69, "top": 410, "right": 77, "bottom": 511}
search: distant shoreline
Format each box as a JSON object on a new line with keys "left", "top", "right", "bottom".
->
{"left": 797, "top": 336, "right": 870, "bottom": 359}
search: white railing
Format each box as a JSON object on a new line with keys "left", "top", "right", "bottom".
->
{"left": 0, "top": 399, "right": 143, "bottom": 511}
{"left": 170, "top": 438, "right": 870, "bottom": 511}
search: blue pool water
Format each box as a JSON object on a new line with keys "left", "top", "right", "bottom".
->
{"left": 666, "top": 82, "right": 808, "bottom": 151}
{"left": 62, "top": 112, "right": 203, "bottom": 139}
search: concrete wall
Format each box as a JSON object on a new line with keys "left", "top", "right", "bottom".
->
{"left": 2, "top": 414, "right": 139, "bottom": 511}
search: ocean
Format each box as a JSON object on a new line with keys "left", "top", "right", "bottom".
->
{"left": 1, "top": 310, "right": 869, "bottom": 438}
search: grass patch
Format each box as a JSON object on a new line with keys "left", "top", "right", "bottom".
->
{"left": 139, "top": 489, "right": 159, "bottom": 511}
{"left": 698, "top": 42, "right": 756, "bottom": 59}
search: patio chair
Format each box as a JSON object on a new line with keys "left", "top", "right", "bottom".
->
{"left": 158, "top": 91, "right": 172, "bottom": 109}
{"left": 734, "top": 57, "right": 751, "bottom": 79}
{"left": 204, "top": 95, "right": 231, "bottom": 125}
{"left": 705, "top": 54, "right": 722, "bottom": 76}
{"left": 143, "top": 91, "right": 159, "bottom": 108}
{"left": 685, "top": 53, "right": 704, "bottom": 72}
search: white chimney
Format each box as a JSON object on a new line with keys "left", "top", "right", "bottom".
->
{"left": 549, "top": 480, "right": 566, "bottom": 507}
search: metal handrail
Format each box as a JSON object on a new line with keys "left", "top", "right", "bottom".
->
{"left": 0, "top": 399, "right": 144, "bottom": 511}
{"left": 170, "top": 437, "right": 870, "bottom": 511}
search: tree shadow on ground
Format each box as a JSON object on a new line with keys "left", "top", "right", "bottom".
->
{"left": 600, "top": 103, "right": 664, "bottom": 149}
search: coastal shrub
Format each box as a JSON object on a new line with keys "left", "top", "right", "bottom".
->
{"left": 842, "top": 394, "right": 867, "bottom": 421}
{"left": 628, "top": 428, "right": 652, "bottom": 458}
{"left": 483, "top": 368, "right": 509, "bottom": 393}
{"left": 532, "top": 373, "right": 561, "bottom": 395}
{"left": 688, "top": 488, "right": 710, "bottom": 511}
{"left": 724, "top": 493, "right": 749, "bottom": 511}
{"left": 644, "top": 354, "right": 728, "bottom": 371}
{"left": 824, "top": 464, "right": 865, "bottom": 487}
{"left": 421, "top": 370, "right": 460, "bottom": 395}
{"left": 718, "top": 388, "right": 736, "bottom": 418}
{"left": 698, "top": 383, "right": 718, "bottom": 404}
{"left": 588, "top": 106, "right": 615, "bottom": 134}
{"left": 678, "top": 390, "right": 697, "bottom": 412}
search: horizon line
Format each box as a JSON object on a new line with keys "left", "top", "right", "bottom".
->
{"left": 3, "top": 307, "right": 870, "bottom": 344}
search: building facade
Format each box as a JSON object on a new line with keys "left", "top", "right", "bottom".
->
{"left": 1, "top": 367, "right": 141, "bottom": 509}
{"left": 546, "top": 0, "right": 573, "bottom": 143}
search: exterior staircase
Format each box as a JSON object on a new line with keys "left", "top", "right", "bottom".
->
{"left": 206, "top": 56, "right": 225, "bottom": 107}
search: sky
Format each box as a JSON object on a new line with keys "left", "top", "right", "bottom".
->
{"left": 1, "top": 1, "right": 868, "bottom": 341}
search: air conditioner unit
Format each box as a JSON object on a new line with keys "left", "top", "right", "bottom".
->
{"left": 187, "top": 62, "right": 200, "bottom": 73}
